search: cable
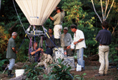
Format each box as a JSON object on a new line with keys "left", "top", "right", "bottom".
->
{"left": 17, "top": 34, "right": 27, "bottom": 52}
{"left": 12, "top": 0, "right": 26, "bottom": 32}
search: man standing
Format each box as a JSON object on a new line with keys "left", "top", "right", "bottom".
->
{"left": 95, "top": 21, "right": 111, "bottom": 76}
{"left": 50, "top": 7, "right": 65, "bottom": 47}
{"left": 61, "top": 27, "right": 73, "bottom": 56}
{"left": 67, "top": 24, "right": 86, "bottom": 70}
{"left": 6, "top": 32, "right": 17, "bottom": 78}
{"left": 45, "top": 28, "right": 55, "bottom": 56}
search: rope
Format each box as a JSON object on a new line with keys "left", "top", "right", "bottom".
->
{"left": 33, "top": 25, "right": 36, "bottom": 42}
{"left": 12, "top": 0, "right": 30, "bottom": 39}
{"left": 12, "top": 0, "right": 26, "bottom": 32}
{"left": 28, "top": 37, "right": 32, "bottom": 61}
{"left": 41, "top": 36, "right": 43, "bottom": 48}
{"left": 17, "top": 34, "right": 27, "bottom": 52}
{"left": 42, "top": 26, "right": 56, "bottom": 47}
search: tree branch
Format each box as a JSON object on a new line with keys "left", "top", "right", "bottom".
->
{"left": 100, "top": 0, "right": 104, "bottom": 21}
{"left": 9, "top": 22, "right": 18, "bottom": 31}
{"left": 91, "top": 0, "right": 102, "bottom": 23}
{"left": 105, "top": 0, "right": 109, "bottom": 16}
{"left": 106, "top": 0, "right": 115, "bottom": 20}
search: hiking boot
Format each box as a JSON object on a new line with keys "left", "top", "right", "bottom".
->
{"left": 8, "top": 70, "right": 14, "bottom": 78}
{"left": 95, "top": 73, "right": 104, "bottom": 77}
{"left": 103, "top": 74, "right": 108, "bottom": 76}
{"left": 81, "top": 67, "right": 85, "bottom": 71}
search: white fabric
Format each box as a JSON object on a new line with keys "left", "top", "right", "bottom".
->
{"left": 15, "top": 0, "right": 60, "bottom": 25}
{"left": 98, "top": 45, "right": 109, "bottom": 74}
{"left": 72, "top": 29, "right": 86, "bottom": 49}
{"left": 54, "top": 25, "right": 62, "bottom": 39}
{"left": 61, "top": 33, "right": 72, "bottom": 47}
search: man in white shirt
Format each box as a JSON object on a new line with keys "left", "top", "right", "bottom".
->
{"left": 67, "top": 24, "right": 86, "bottom": 70}
{"left": 61, "top": 27, "right": 73, "bottom": 56}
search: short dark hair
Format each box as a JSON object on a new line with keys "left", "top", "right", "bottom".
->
{"left": 102, "top": 21, "right": 108, "bottom": 29}
{"left": 48, "top": 27, "right": 53, "bottom": 34}
{"left": 49, "top": 27, "right": 53, "bottom": 30}
{"left": 70, "top": 24, "right": 77, "bottom": 29}
{"left": 56, "top": 7, "right": 62, "bottom": 12}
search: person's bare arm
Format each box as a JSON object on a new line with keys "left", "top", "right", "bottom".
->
{"left": 74, "top": 39, "right": 84, "bottom": 45}
{"left": 12, "top": 47, "right": 17, "bottom": 53}
{"left": 49, "top": 16, "right": 54, "bottom": 21}
{"left": 67, "top": 45, "right": 70, "bottom": 49}
{"left": 31, "top": 48, "right": 43, "bottom": 55}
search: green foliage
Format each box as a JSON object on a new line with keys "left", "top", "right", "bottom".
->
{"left": 0, "top": 26, "right": 10, "bottom": 59}
{"left": 43, "top": 58, "right": 73, "bottom": 80}
{"left": 109, "top": 42, "right": 118, "bottom": 67}
{"left": 78, "top": 26, "right": 98, "bottom": 56}
{"left": 73, "top": 73, "right": 86, "bottom": 80}
{"left": 43, "top": 58, "right": 86, "bottom": 80}
{"left": 0, "top": 0, "right": 118, "bottom": 67}
{"left": 0, "top": 59, "right": 8, "bottom": 71}
{"left": 24, "top": 62, "right": 44, "bottom": 80}
{"left": 16, "top": 38, "right": 29, "bottom": 62}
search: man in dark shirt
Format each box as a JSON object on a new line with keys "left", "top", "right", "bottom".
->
{"left": 30, "top": 42, "right": 43, "bottom": 62}
{"left": 45, "top": 28, "right": 55, "bottom": 56}
{"left": 95, "top": 21, "right": 111, "bottom": 76}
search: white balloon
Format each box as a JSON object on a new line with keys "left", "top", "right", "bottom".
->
{"left": 15, "top": 0, "right": 60, "bottom": 25}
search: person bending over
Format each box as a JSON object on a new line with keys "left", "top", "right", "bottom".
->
{"left": 30, "top": 42, "right": 43, "bottom": 62}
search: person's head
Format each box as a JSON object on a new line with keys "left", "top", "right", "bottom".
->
{"left": 56, "top": 7, "right": 62, "bottom": 13}
{"left": 70, "top": 24, "right": 77, "bottom": 33}
{"left": 63, "top": 27, "right": 68, "bottom": 34}
{"left": 48, "top": 27, "right": 53, "bottom": 34}
{"left": 102, "top": 21, "right": 108, "bottom": 29}
{"left": 12, "top": 32, "right": 17, "bottom": 39}
{"left": 33, "top": 42, "right": 38, "bottom": 48}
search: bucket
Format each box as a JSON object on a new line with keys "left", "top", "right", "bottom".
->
{"left": 15, "top": 69, "right": 25, "bottom": 77}
{"left": 76, "top": 64, "right": 81, "bottom": 71}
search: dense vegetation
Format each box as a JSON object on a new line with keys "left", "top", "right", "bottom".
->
{"left": 0, "top": 0, "right": 118, "bottom": 66}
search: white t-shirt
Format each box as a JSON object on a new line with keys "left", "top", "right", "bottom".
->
{"left": 72, "top": 29, "right": 86, "bottom": 49}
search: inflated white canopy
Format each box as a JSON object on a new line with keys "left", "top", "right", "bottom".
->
{"left": 15, "top": 0, "right": 61, "bottom": 25}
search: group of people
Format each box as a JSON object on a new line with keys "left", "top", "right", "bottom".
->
{"left": 6, "top": 6, "right": 111, "bottom": 78}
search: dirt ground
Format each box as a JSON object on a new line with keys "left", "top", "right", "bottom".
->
{"left": 0, "top": 58, "right": 118, "bottom": 80}
{"left": 71, "top": 66, "right": 118, "bottom": 80}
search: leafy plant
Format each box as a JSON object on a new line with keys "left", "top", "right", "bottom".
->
{"left": 109, "top": 42, "right": 118, "bottom": 67}
{"left": 0, "top": 59, "right": 8, "bottom": 71}
{"left": 43, "top": 58, "right": 86, "bottom": 80}
{"left": 73, "top": 73, "right": 86, "bottom": 80}
{"left": 23, "top": 62, "right": 44, "bottom": 80}
{"left": 43, "top": 58, "right": 73, "bottom": 80}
